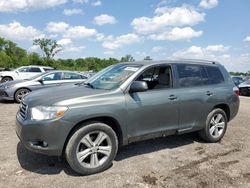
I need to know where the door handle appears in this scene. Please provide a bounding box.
[168,95,177,100]
[206,91,213,96]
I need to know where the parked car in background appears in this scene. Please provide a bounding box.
[238,79,250,96]
[16,59,239,175]
[0,71,87,103]
[231,76,244,87]
[0,68,11,72]
[0,65,54,83]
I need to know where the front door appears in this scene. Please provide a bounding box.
[125,65,179,140]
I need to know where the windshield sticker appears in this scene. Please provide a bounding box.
[124,67,139,72]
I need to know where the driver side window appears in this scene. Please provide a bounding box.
[136,65,172,90]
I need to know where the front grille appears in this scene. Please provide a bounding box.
[19,102,28,120]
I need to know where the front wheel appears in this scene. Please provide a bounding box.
[1,76,13,83]
[199,109,227,142]
[65,122,118,175]
[14,88,30,103]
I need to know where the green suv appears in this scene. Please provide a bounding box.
[16,60,240,175]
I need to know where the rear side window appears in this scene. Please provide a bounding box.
[63,72,82,80]
[29,67,42,72]
[205,66,224,84]
[177,64,208,87]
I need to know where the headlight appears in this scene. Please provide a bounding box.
[31,106,68,120]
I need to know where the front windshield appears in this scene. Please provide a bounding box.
[87,64,142,90]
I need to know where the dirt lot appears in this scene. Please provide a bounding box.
[0,97,250,188]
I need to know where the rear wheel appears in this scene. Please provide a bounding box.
[65,122,118,175]
[1,76,13,83]
[14,88,30,103]
[199,108,227,142]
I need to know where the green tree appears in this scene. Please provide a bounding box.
[120,54,135,62]
[33,38,62,64]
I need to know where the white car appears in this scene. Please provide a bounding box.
[0,66,54,83]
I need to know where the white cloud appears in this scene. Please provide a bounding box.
[63,8,83,16]
[131,6,205,34]
[63,45,85,52]
[199,0,218,9]
[72,0,88,3]
[206,44,229,52]
[243,36,250,42]
[46,22,101,40]
[0,21,43,41]
[149,27,203,41]
[102,33,141,50]
[172,44,229,59]
[152,46,164,52]
[91,0,101,6]
[93,14,117,26]
[0,0,68,12]
[57,38,72,46]
[46,22,69,33]
[64,26,97,38]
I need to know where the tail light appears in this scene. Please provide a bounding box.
[233,86,240,96]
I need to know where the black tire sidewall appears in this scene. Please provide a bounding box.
[203,109,228,142]
[14,89,30,103]
[65,122,118,175]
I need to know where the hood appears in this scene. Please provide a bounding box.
[23,84,112,107]
[0,80,25,88]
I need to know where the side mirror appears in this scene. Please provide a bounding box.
[130,81,148,93]
[37,79,44,84]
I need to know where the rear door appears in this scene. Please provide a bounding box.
[174,64,213,131]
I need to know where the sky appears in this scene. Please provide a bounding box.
[0,0,250,72]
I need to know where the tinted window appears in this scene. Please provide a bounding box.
[177,64,208,87]
[42,72,62,81]
[63,72,82,80]
[205,66,224,84]
[44,68,54,72]
[136,66,172,90]
[18,67,30,72]
[29,67,42,72]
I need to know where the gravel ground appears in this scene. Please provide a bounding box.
[0,97,250,188]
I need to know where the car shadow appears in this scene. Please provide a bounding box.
[16,133,203,176]
[115,132,202,161]
[0,99,15,104]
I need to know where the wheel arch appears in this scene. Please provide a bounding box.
[62,116,124,155]
[213,103,230,121]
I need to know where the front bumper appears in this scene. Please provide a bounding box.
[16,113,74,156]
[0,88,14,101]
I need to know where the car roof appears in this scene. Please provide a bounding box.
[119,59,220,66]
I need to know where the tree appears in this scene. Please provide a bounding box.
[33,38,62,64]
[120,54,135,62]
[144,56,152,61]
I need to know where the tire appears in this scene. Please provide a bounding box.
[65,122,118,175]
[199,108,227,143]
[1,76,13,83]
[14,88,31,103]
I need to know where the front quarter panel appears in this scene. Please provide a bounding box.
[58,90,128,145]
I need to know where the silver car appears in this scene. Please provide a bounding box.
[0,70,87,103]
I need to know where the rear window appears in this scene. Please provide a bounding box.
[29,67,42,72]
[177,64,208,87]
[205,66,224,84]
